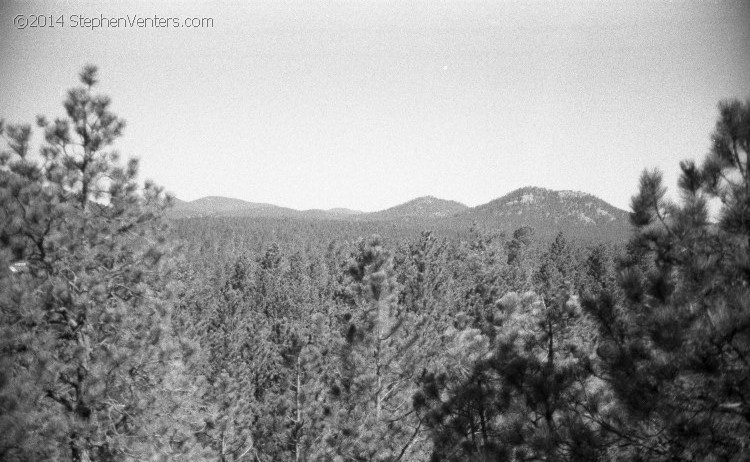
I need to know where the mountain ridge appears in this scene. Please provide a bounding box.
[169,188,627,218]
[453,186,630,241]
[167,187,632,242]
[361,196,469,220]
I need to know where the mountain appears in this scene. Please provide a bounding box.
[168,196,363,220]
[455,186,630,241]
[169,195,467,221]
[168,196,291,218]
[362,196,469,221]
[166,188,632,243]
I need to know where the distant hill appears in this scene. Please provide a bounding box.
[327,208,363,216]
[168,196,291,218]
[168,196,362,220]
[167,188,632,243]
[361,196,469,221]
[454,186,630,241]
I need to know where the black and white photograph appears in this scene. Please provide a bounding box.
[1,1,748,460]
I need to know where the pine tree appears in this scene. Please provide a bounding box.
[0,66,210,460]
[322,236,424,461]
[581,243,616,296]
[191,244,340,461]
[420,290,609,461]
[506,226,537,291]
[451,226,511,338]
[534,232,580,304]
[586,98,750,459]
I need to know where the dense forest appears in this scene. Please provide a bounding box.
[1,68,749,461]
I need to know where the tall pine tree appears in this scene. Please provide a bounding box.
[586,98,750,459]
[321,236,425,461]
[0,66,210,461]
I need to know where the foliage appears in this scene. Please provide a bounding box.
[418,286,610,461]
[0,66,211,461]
[585,98,750,460]
[319,236,426,461]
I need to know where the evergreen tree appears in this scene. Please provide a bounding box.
[450,226,511,338]
[534,232,580,304]
[0,66,211,460]
[419,291,609,461]
[506,226,537,291]
[190,244,340,461]
[322,236,424,461]
[581,243,616,296]
[586,98,750,459]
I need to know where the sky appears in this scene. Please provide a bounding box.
[1,0,748,212]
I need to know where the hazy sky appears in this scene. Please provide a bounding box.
[1,1,748,211]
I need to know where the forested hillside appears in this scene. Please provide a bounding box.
[170,188,630,245]
[361,196,469,220]
[169,196,304,219]
[2,68,749,461]
[456,186,631,241]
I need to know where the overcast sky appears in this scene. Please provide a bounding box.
[1,0,748,211]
